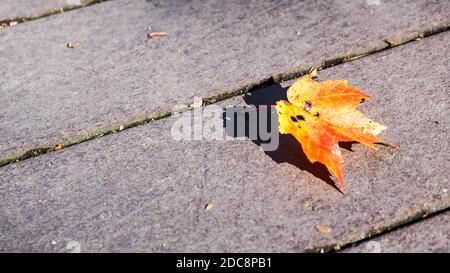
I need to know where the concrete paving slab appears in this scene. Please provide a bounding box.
[0,0,69,20]
[343,211,450,253]
[0,0,105,26]
[1,0,449,164]
[0,32,448,252]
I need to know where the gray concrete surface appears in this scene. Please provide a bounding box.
[0,0,102,22]
[0,31,448,252]
[343,211,450,253]
[1,0,449,160]
[0,0,69,20]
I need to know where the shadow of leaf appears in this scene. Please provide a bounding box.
[222,84,340,191]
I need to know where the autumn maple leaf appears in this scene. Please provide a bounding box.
[275,70,387,193]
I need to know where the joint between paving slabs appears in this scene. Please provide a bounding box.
[0,22,449,168]
[306,202,450,253]
[0,0,110,29]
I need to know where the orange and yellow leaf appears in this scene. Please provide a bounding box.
[275,70,387,193]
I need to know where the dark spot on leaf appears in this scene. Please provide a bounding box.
[361,98,366,103]
[296,115,305,121]
[314,112,320,117]
[290,116,298,122]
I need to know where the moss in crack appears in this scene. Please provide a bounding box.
[0,109,173,167]
[0,0,110,29]
[385,22,450,47]
[321,41,389,68]
[203,76,278,105]
[202,68,314,105]
[273,66,312,83]
[305,202,450,253]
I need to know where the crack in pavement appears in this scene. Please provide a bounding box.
[0,0,110,29]
[330,204,450,253]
